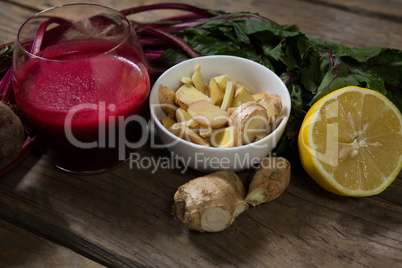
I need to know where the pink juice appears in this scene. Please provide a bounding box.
[13,40,150,172]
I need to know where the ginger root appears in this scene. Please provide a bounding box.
[158,85,176,119]
[205,78,224,105]
[187,100,229,128]
[245,157,291,206]
[229,102,269,145]
[160,116,176,129]
[172,170,248,232]
[175,108,199,128]
[252,93,269,102]
[257,94,283,123]
[175,83,213,110]
[220,79,235,111]
[158,64,284,148]
[191,64,205,93]
[168,123,210,147]
[232,85,254,107]
[209,126,240,148]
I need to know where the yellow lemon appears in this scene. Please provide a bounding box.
[298,86,402,196]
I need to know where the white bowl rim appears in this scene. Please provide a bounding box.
[149,55,291,152]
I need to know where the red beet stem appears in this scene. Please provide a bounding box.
[31,17,72,55]
[121,3,212,18]
[137,26,200,58]
[0,3,213,176]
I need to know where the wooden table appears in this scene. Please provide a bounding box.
[1,0,401,267]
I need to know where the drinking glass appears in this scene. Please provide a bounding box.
[12,4,150,173]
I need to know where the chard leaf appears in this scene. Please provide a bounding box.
[183,35,257,59]
[0,44,13,74]
[288,84,304,114]
[156,11,402,162]
[0,45,13,65]
[311,52,386,104]
[311,39,402,110]
[311,40,384,62]
[154,48,189,68]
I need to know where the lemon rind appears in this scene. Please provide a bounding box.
[299,86,402,197]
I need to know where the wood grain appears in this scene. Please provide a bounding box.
[1,145,401,267]
[311,0,402,21]
[3,0,402,49]
[0,218,103,268]
[0,1,35,44]
[0,0,401,267]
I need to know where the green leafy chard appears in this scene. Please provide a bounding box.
[156,12,402,161]
[0,44,14,75]
[311,40,402,109]
[1,5,401,170]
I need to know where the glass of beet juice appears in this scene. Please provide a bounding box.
[12,4,150,173]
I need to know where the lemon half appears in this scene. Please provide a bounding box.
[298,86,402,196]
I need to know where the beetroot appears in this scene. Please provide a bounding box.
[0,101,24,170]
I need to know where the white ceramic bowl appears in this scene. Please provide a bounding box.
[149,55,291,172]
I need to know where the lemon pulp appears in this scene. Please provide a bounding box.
[298,86,402,196]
